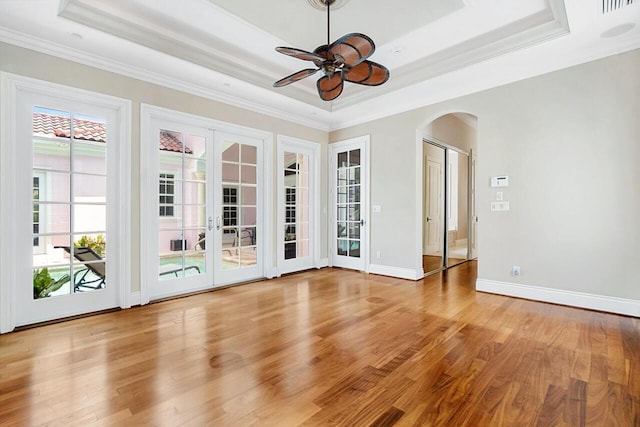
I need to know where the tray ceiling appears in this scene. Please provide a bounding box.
[0,0,638,130]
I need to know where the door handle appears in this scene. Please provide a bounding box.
[360,219,365,226]
[208,216,214,231]
[426,217,432,222]
[216,216,221,230]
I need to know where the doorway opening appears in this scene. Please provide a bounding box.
[422,113,477,276]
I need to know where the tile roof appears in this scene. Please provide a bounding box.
[159,130,193,154]
[32,112,192,153]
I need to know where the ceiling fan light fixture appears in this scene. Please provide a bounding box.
[274,0,389,101]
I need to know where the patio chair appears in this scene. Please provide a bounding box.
[159,263,201,277]
[54,246,106,291]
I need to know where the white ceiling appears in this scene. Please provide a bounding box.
[0,0,638,130]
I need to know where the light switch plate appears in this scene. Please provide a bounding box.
[491,201,510,211]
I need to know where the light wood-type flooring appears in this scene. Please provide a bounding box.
[1,261,639,425]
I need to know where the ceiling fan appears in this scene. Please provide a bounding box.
[273,0,390,101]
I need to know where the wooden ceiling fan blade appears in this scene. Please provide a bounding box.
[275,46,325,62]
[344,61,390,86]
[317,73,344,101]
[328,33,375,66]
[273,69,319,87]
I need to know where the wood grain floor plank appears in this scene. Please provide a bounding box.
[1,261,639,426]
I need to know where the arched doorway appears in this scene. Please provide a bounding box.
[419,112,478,276]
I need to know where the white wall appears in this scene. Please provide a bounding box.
[332,48,640,312]
[0,42,329,294]
[1,40,639,315]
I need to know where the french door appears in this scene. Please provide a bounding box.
[1,75,130,330]
[141,106,266,301]
[213,132,263,285]
[277,137,320,275]
[330,136,369,271]
[146,118,214,300]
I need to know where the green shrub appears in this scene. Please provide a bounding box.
[33,268,70,299]
[74,234,106,256]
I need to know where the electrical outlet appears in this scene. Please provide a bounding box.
[511,266,521,276]
[376,250,381,259]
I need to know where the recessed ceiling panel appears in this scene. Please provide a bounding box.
[208,0,466,48]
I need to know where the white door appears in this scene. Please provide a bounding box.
[213,132,263,285]
[330,136,369,271]
[277,137,320,274]
[147,119,214,300]
[4,84,128,328]
[425,158,443,255]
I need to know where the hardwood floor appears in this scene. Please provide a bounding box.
[1,261,639,426]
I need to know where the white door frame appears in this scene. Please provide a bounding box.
[276,135,321,275]
[329,135,370,272]
[0,73,131,333]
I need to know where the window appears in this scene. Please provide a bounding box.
[159,173,175,217]
[222,186,238,233]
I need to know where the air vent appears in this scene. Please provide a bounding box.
[603,0,635,14]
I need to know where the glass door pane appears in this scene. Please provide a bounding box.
[336,149,361,258]
[32,107,108,298]
[283,152,310,260]
[215,133,262,284]
[220,142,257,271]
[154,128,209,298]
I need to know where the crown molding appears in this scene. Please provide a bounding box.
[0,28,330,131]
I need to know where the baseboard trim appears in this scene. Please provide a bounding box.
[369,264,423,281]
[476,279,640,317]
[317,258,329,269]
[128,291,142,307]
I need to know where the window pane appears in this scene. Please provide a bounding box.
[285,242,296,260]
[222,142,239,162]
[337,222,347,238]
[349,223,361,239]
[349,241,361,258]
[73,145,106,175]
[242,206,256,226]
[73,204,106,233]
[241,165,256,184]
[242,145,257,165]
[241,227,256,247]
[240,247,257,266]
[337,152,348,168]
[349,149,361,166]
[337,240,348,256]
[73,174,106,202]
[33,171,70,203]
[349,205,360,221]
[348,186,360,203]
[222,163,240,183]
[242,186,256,205]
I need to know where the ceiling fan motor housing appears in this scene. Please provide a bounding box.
[307,0,350,11]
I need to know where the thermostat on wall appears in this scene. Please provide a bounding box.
[491,176,509,187]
